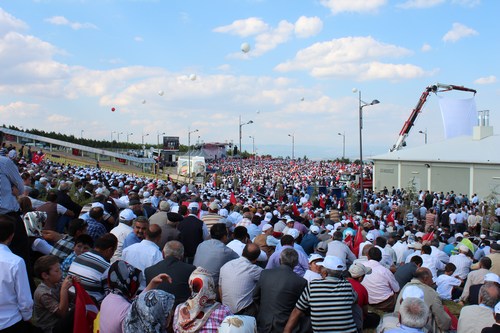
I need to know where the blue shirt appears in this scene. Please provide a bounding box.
[122,232,141,250]
[266,245,308,277]
[300,233,319,255]
[0,156,24,214]
[85,218,107,242]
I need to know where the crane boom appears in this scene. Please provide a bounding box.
[390,83,477,152]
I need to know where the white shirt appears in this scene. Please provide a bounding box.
[431,246,450,265]
[226,239,267,262]
[122,239,163,290]
[449,253,473,279]
[110,223,133,263]
[421,253,445,278]
[434,274,461,300]
[392,241,408,265]
[0,244,33,329]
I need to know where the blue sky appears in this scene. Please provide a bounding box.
[0,0,498,160]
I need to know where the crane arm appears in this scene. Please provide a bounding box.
[390,83,477,152]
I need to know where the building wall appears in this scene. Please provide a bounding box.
[374,160,500,198]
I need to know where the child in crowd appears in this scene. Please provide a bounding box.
[60,234,94,278]
[33,255,75,333]
[303,253,324,283]
[434,263,462,300]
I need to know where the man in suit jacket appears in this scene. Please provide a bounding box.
[178,202,207,263]
[254,248,307,333]
[144,240,196,306]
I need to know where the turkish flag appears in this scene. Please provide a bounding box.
[230,192,237,205]
[73,281,98,333]
[352,229,364,258]
[386,210,395,223]
[292,203,300,217]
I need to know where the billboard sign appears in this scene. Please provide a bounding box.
[163,136,179,151]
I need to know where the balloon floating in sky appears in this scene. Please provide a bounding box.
[241,42,251,53]
[189,74,197,81]
[300,97,305,101]
[158,90,164,96]
[111,107,116,112]
[142,99,146,104]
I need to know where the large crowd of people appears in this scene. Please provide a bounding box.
[2,130,500,333]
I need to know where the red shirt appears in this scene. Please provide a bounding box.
[348,277,369,308]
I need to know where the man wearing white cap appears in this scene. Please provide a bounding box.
[358,233,375,258]
[110,208,136,263]
[300,225,320,255]
[303,254,323,283]
[284,255,357,333]
[253,224,275,258]
[450,243,473,279]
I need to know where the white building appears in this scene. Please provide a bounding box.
[372,122,500,199]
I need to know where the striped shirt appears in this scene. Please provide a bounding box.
[68,250,109,302]
[202,213,223,230]
[296,276,357,332]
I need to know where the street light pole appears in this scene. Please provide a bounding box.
[188,129,199,181]
[249,135,255,156]
[117,132,124,142]
[111,131,116,141]
[418,129,428,144]
[127,132,133,143]
[353,88,380,217]
[142,133,149,145]
[288,134,295,160]
[80,130,84,139]
[338,132,345,159]
[239,115,253,166]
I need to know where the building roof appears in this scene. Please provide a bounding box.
[373,132,500,164]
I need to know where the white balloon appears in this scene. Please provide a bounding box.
[352,88,358,93]
[241,42,251,53]
[189,74,197,81]
[158,90,164,96]
[142,99,146,104]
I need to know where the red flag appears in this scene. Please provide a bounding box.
[73,281,98,333]
[230,192,237,205]
[319,196,326,209]
[386,210,395,223]
[344,233,353,252]
[352,229,364,258]
[422,231,434,242]
[292,203,300,217]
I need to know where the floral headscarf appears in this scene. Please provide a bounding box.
[176,267,220,333]
[107,260,141,301]
[124,289,175,333]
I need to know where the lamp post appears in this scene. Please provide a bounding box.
[188,129,199,181]
[338,132,345,159]
[418,129,428,144]
[117,132,124,142]
[157,132,165,147]
[239,115,253,165]
[353,88,380,217]
[111,131,116,141]
[126,132,133,143]
[80,130,84,139]
[141,133,149,145]
[249,135,255,155]
[288,133,295,160]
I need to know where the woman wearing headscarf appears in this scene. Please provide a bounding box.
[99,260,172,333]
[173,267,232,333]
[123,289,176,333]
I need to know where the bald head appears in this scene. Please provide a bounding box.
[242,243,261,262]
[146,224,162,242]
[414,267,433,286]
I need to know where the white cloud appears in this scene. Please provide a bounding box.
[0,101,39,120]
[474,75,496,85]
[442,22,478,42]
[0,8,28,36]
[421,43,432,52]
[275,37,431,81]
[252,20,294,56]
[397,0,445,9]
[294,16,323,38]
[47,114,71,124]
[44,16,97,30]
[320,0,387,14]
[213,17,269,37]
